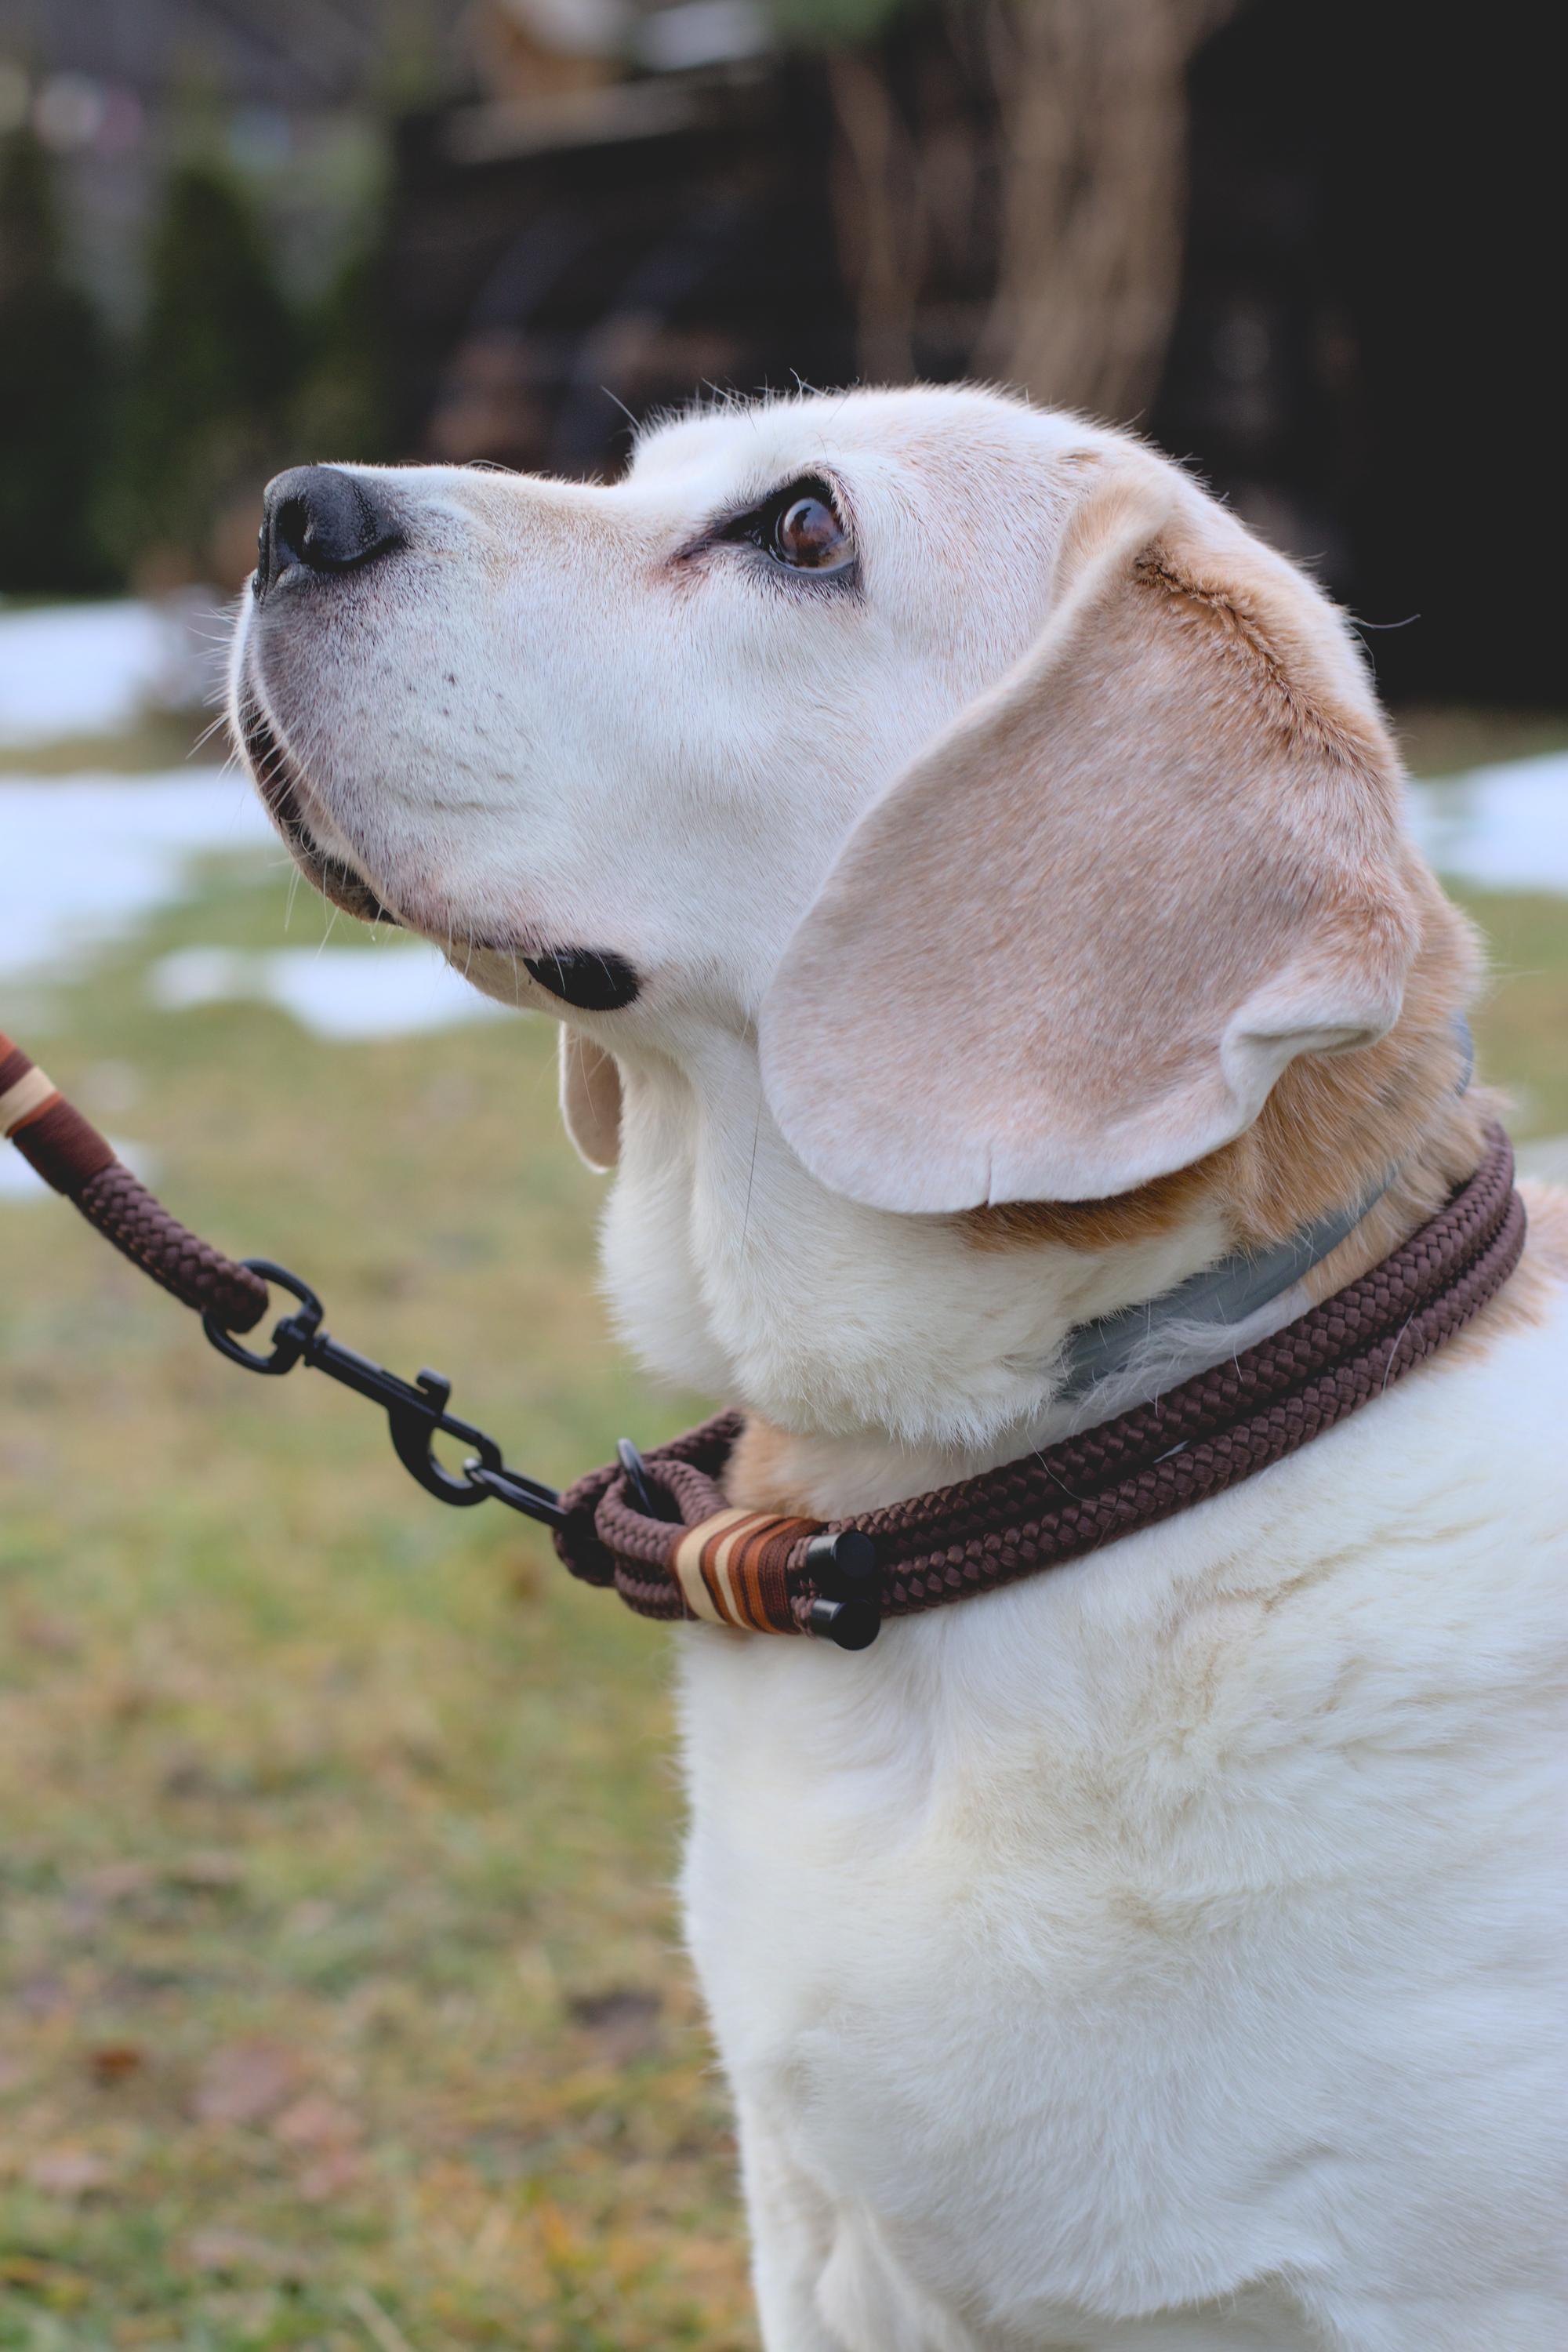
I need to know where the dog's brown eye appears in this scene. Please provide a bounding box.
[713,474,855,580]
[773,492,848,571]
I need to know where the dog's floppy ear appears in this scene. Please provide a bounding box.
[759,468,1422,1213]
[559,1030,621,1171]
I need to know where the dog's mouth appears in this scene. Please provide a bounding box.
[236,690,402,930]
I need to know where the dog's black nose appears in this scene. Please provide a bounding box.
[255,466,400,597]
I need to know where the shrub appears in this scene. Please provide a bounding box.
[0,125,114,593]
[114,158,299,585]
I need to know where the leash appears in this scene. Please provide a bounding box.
[0,1032,566,1530]
[2,1029,1526,1653]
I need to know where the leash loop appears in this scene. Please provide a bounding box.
[202,1259,321,1374]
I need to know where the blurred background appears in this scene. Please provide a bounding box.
[0,3,1563,2347]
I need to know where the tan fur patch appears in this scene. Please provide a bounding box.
[724,1417,809,1521]
[1131,547,1383,771]
[959,512,1490,1273]
[966,880,1486,1271]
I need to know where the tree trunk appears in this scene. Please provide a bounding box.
[975,0,1236,419]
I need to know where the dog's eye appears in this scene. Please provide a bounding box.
[720,477,854,577]
[771,488,850,572]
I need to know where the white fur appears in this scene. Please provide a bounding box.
[231,388,1567,2350]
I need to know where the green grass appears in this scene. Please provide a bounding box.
[1392,703,1568,779]
[2,770,1566,2349]
[0,710,225,778]
[1451,887,1568,1141]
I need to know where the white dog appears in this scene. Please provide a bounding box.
[231,387,1567,2352]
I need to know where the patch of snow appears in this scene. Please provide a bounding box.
[148,945,515,1040]
[1407,753,1568,895]
[0,770,518,1040]
[0,598,227,746]
[1517,1133,1568,1186]
[0,772,274,979]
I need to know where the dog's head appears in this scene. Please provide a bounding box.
[231,386,1428,1214]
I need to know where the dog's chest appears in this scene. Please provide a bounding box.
[673,1354,1568,2338]
[677,1566,1322,2325]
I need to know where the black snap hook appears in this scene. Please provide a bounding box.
[386,1371,503,1507]
[199,1257,564,1526]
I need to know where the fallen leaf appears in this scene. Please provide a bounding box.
[183,2227,312,2281]
[27,2147,111,2198]
[89,2044,144,2085]
[191,2038,299,2125]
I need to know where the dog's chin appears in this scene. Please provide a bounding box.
[235,695,402,929]
[233,684,643,1011]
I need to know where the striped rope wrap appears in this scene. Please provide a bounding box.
[554,1124,1526,1638]
[0,1032,269,1333]
[671,1508,823,1632]
[588,1448,821,1633]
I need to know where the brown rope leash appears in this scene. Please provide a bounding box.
[2,1025,1526,1653]
[1,1032,269,1331]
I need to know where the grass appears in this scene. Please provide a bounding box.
[1392,703,1568,779]
[1450,887,1568,1141]
[0,710,224,778]
[1,750,1566,2350]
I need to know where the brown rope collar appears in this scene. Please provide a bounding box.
[552,1126,1526,1646]
[0,1025,1526,1654]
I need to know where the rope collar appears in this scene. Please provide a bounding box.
[554,1124,1525,1647]
[1,1028,1525,1654]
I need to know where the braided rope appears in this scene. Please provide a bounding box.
[72,1161,270,1330]
[557,1127,1526,1635]
[1,1031,268,1332]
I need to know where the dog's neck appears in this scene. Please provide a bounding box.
[597,965,1490,1521]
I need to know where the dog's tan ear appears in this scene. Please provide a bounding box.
[759,471,1422,1212]
[559,1030,621,1171]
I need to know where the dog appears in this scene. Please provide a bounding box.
[231,387,1568,2351]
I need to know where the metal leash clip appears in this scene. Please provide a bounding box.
[203,1258,566,1529]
